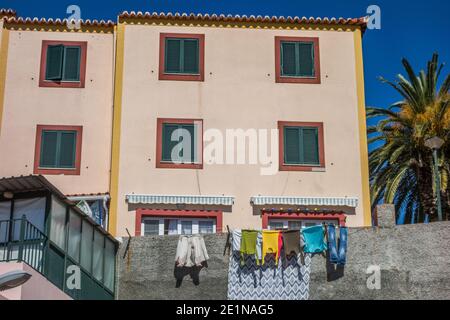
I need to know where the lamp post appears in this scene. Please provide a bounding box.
[0,270,32,292]
[425,136,445,221]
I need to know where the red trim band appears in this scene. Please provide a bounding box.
[159,33,205,82]
[33,125,83,175]
[278,121,325,172]
[39,40,87,88]
[275,36,321,84]
[156,118,204,169]
[262,211,346,228]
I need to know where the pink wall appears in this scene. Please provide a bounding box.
[115,24,367,235]
[0,29,114,195]
[0,262,71,300]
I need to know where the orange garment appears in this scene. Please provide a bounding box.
[262,230,282,265]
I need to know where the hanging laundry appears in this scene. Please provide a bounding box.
[262,230,282,265]
[227,250,311,300]
[240,230,259,265]
[282,230,301,256]
[302,225,327,254]
[256,231,263,261]
[232,229,241,251]
[327,224,348,265]
[175,235,209,267]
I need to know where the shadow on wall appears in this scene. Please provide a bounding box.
[325,251,345,282]
[174,262,208,287]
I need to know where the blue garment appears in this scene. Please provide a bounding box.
[327,224,348,265]
[302,225,326,253]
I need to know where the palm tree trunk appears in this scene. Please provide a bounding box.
[442,190,450,221]
[417,166,436,221]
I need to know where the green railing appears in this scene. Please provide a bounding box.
[0,216,47,274]
[0,216,114,300]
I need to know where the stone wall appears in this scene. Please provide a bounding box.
[117,222,450,300]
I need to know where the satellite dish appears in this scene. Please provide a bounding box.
[0,270,32,291]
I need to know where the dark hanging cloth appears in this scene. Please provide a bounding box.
[282,230,301,256]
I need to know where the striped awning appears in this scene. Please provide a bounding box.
[250,196,358,208]
[126,194,234,206]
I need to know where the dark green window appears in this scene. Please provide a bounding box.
[161,123,197,163]
[280,41,315,77]
[45,45,81,81]
[40,130,77,168]
[283,126,319,165]
[164,38,199,74]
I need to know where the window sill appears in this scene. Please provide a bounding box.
[156,161,203,169]
[39,80,84,88]
[34,167,80,175]
[279,164,325,172]
[276,76,321,84]
[158,72,204,82]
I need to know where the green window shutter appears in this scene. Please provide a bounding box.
[284,127,300,164]
[164,38,199,74]
[281,42,297,76]
[161,123,197,163]
[183,39,199,74]
[298,43,314,77]
[162,124,179,161]
[165,39,181,73]
[58,131,77,168]
[45,45,64,80]
[280,41,315,77]
[62,46,81,81]
[302,128,319,164]
[182,124,196,163]
[40,130,77,168]
[40,131,58,167]
[284,126,320,165]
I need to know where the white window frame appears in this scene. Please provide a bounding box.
[268,218,339,230]
[142,217,216,236]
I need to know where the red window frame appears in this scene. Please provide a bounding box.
[159,33,205,81]
[135,209,223,236]
[262,211,346,228]
[275,36,321,84]
[39,40,87,88]
[278,121,325,172]
[156,118,203,169]
[33,125,83,175]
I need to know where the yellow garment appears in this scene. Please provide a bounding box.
[262,230,281,265]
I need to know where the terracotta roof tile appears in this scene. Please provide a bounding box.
[0,8,16,17]
[2,15,115,28]
[119,10,367,28]
[1,9,366,29]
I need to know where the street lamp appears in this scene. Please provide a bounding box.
[425,136,445,221]
[0,270,32,292]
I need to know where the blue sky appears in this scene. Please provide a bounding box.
[2,0,449,117]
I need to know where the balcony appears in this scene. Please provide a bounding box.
[0,175,118,300]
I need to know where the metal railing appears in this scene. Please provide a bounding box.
[0,216,48,273]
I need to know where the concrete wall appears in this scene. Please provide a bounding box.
[117,221,450,300]
[115,24,368,236]
[0,28,114,195]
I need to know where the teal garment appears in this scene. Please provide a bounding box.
[302,225,327,253]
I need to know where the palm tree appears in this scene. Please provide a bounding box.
[367,53,450,223]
